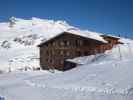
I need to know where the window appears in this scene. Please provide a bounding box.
[48,43,51,47]
[46,50,49,56]
[52,59,54,64]
[60,40,70,46]
[66,51,70,56]
[60,41,65,46]
[64,40,70,46]
[60,60,64,64]
[79,40,83,46]
[66,41,70,46]
[48,59,54,64]
[48,59,52,63]
[60,50,64,55]
[108,40,112,44]
[53,42,56,46]
[76,40,78,46]
[52,51,54,55]
[76,40,83,46]
[46,58,48,62]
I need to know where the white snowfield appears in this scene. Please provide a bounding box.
[0,17,133,100]
[0,44,133,100]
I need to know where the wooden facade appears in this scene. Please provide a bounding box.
[38,32,120,71]
[100,35,121,51]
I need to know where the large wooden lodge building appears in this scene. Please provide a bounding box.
[38,31,121,71]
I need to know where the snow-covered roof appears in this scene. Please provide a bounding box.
[101,34,120,39]
[66,29,107,43]
[38,29,107,46]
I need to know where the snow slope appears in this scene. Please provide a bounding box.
[0,17,106,72]
[0,39,133,100]
[0,44,133,100]
[0,17,74,72]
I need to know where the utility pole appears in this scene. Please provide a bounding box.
[8,60,13,72]
[118,34,122,60]
[118,45,122,60]
[127,43,132,57]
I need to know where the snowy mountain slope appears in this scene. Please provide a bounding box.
[0,17,108,72]
[0,17,75,72]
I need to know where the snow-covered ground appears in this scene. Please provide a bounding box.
[0,41,133,100]
[0,17,133,100]
[0,49,133,100]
